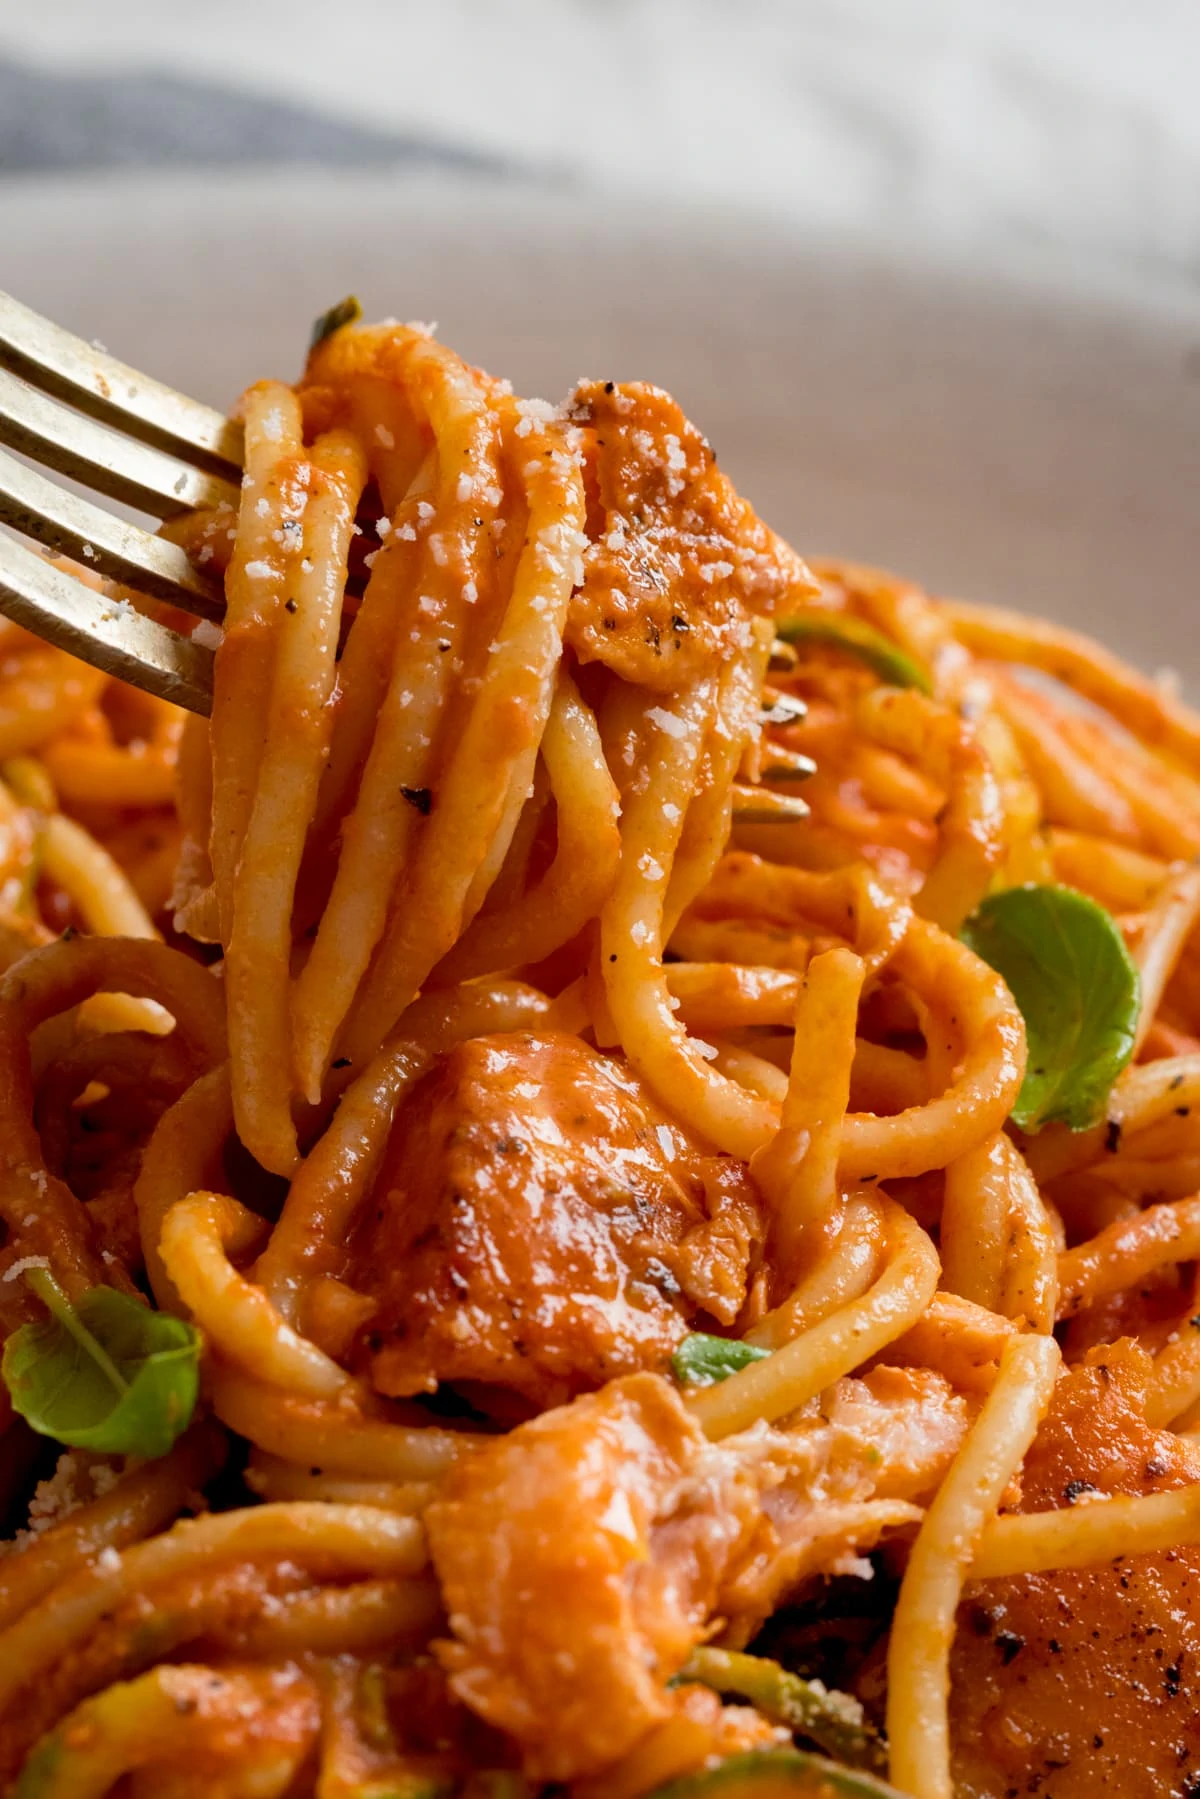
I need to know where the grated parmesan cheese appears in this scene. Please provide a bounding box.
[3,1255,50,1283]
[242,560,272,580]
[646,707,688,740]
[191,619,222,651]
[374,424,396,449]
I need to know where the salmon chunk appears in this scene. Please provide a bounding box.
[350,1031,766,1407]
[952,1341,1200,1798]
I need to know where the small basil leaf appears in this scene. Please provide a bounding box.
[776,614,931,693]
[309,295,363,351]
[672,1332,769,1387]
[2,1270,201,1458]
[961,883,1140,1132]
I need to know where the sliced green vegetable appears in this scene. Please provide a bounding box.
[775,614,931,694]
[680,1648,885,1774]
[1,1269,201,1457]
[309,294,363,351]
[644,1747,906,1798]
[672,1333,770,1387]
[960,883,1140,1132]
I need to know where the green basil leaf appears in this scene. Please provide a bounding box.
[672,1332,769,1387]
[1,1270,201,1458]
[309,295,363,351]
[776,614,931,693]
[680,1648,886,1774]
[961,883,1140,1132]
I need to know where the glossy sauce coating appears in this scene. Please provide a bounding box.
[566,381,813,691]
[350,1031,766,1408]
[952,1342,1200,1798]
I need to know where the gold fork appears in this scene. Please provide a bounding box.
[0,289,239,714]
[0,291,811,817]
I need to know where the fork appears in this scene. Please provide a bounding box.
[0,291,812,818]
[0,289,239,715]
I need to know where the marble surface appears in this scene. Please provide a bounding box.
[1,0,1198,294]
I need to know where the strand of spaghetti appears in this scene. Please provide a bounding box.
[854,685,1004,933]
[1131,862,1200,1053]
[225,429,366,1174]
[11,1665,321,1799]
[133,1062,232,1308]
[943,597,1200,773]
[1047,827,1170,911]
[253,1038,425,1318]
[683,854,913,976]
[710,1039,788,1102]
[942,1133,1058,1330]
[1145,1314,1200,1428]
[1055,1196,1200,1318]
[0,937,225,1295]
[171,713,218,939]
[291,346,501,1097]
[257,978,554,1320]
[837,919,1026,1183]
[886,1331,1060,1799]
[0,1424,224,1634]
[745,1191,885,1350]
[159,1190,352,1399]
[474,759,549,918]
[1052,709,1200,859]
[305,450,435,849]
[0,644,105,760]
[972,1482,1200,1580]
[849,1039,929,1113]
[666,619,772,936]
[432,672,621,983]
[991,672,1140,840]
[245,1452,433,1513]
[210,381,305,940]
[39,715,182,809]
[219,1574,441,1659]
[340,412,588,1067]
[665,963,802,1032]
[749,946,865,1275]
[207,1363,470,1481]
[0,1502,425,1717]
[1025,1052,1200,1184]
[689,1198,940,1439]
[602,679,781,1160]
[39,813,157,939]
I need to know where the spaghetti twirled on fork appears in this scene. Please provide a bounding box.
[3,315,1200,1799]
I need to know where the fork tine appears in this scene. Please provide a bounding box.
[0,446,224,622]
[731,783,810,823]
[0,532,213,716]
[0,368,241,521]
[0,291,243,478]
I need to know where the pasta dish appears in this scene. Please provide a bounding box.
[3,308,1200,1799]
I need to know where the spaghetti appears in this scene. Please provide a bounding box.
[1,314,1200,1798]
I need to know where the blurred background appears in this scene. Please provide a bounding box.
[1,1,1197,672]
[3,0,1199,284]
